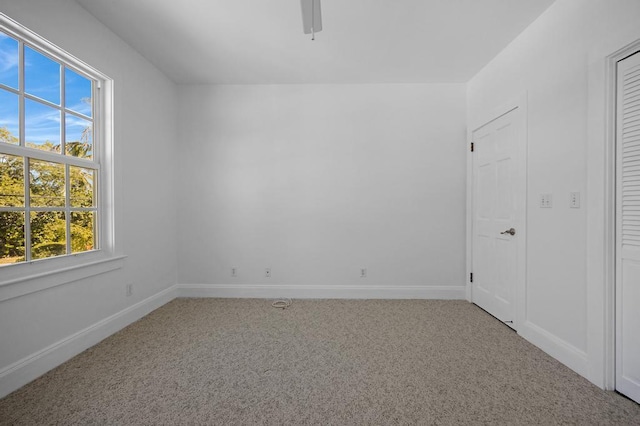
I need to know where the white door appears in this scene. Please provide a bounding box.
[472,107,524,327]
[616,50,640,404]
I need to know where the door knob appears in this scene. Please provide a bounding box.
[500,228,516,236]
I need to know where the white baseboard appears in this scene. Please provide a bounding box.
[0,285,177,399]
[176,284,466,300]
[519,320,589,378]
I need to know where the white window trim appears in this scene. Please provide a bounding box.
[0,13,121,293]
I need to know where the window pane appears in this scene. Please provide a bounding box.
[0,211,25,265]
[0,154,24,207]
[25,98,61,151]
[0,33,19,89]
[24,46,60,105]
[70,167,95,207]
[30,159,65,207]
[65,114,92,159]
[71,211,94,253]
[0,89,19,144]
[30,211,66,260]
[65,68,92,117]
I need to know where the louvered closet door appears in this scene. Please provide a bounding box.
[616,51,640,404]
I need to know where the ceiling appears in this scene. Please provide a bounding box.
[75,0,555,85]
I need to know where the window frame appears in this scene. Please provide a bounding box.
[0,13,119,289]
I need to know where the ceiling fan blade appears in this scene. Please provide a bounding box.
[300,0,322,34]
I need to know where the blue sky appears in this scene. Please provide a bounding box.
[0,33,18,89]
[0,32,93,150]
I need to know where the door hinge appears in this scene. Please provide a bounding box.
[470,142,474,152]
[470,272,473,283]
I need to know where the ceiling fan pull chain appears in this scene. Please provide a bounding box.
[311,0,315,40]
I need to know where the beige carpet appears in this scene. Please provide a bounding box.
[1,298,639,425]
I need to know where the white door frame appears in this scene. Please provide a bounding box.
[586,28,640,390]
[466,93,528,331]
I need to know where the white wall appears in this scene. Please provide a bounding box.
[0,0,177,395]
[467,0,640,385]
[177,84,467,297]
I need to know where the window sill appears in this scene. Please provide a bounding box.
[0,254,126,302]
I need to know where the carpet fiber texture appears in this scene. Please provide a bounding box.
[1,298,639,425]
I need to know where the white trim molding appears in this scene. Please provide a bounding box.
[0,285,177,399]
[587,24,640,390]
[177,284,466,300]
[0,255,126,302]
[520,321,589,378]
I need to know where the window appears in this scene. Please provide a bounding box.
[0,15,112,269]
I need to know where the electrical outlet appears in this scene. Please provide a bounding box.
[360,268,367,278]
[540,193,552,208]
[126,283,133,297]
[231,267,237,277]
[265,268,271,278]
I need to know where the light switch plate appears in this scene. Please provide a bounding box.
[570,192,580,208]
